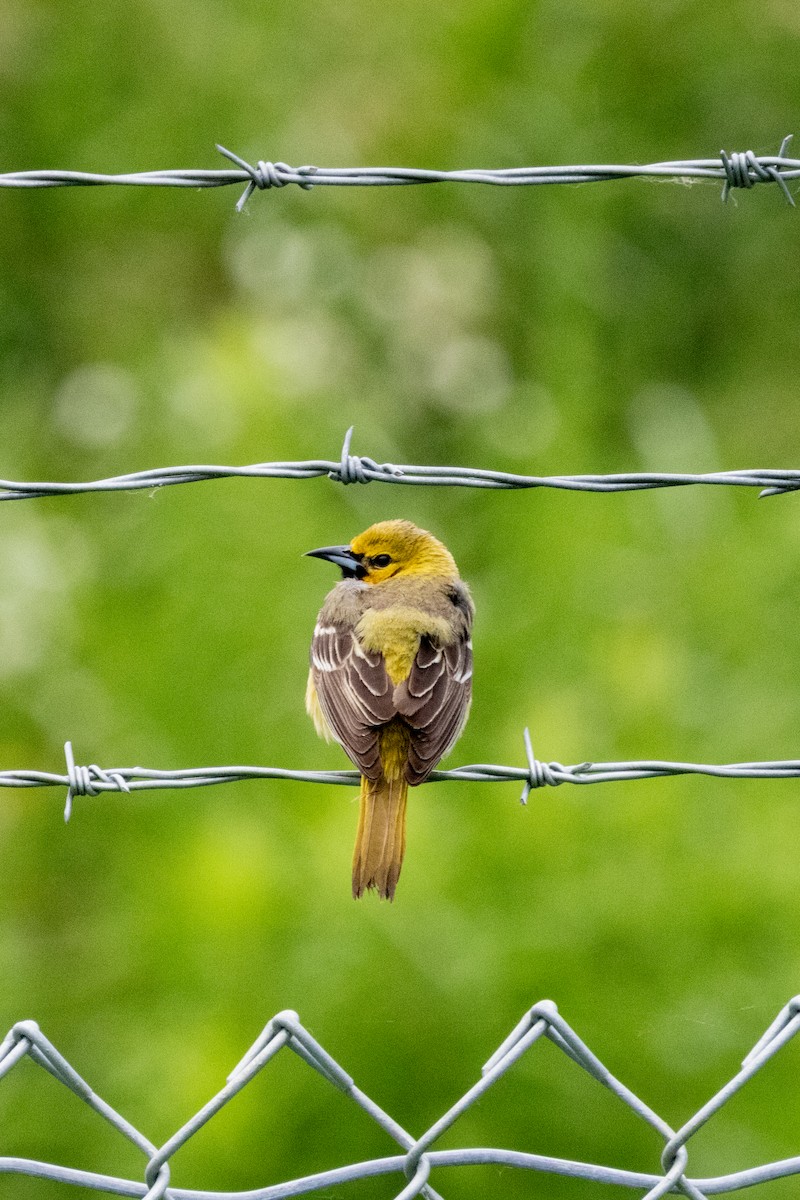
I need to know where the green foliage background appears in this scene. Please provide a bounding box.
[1,1,800,1195]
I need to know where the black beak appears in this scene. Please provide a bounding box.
[305,544,364,579]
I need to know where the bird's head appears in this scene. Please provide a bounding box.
[306,519,458,584]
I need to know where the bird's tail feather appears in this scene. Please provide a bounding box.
[352,772,408,900]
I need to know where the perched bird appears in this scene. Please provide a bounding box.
[306,520,474,900]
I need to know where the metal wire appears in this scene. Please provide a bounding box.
[0,138,796,210]
[2,995,799,1198]
[5,129,797,1200]
[6,732,800,822]
[2,427,800,503]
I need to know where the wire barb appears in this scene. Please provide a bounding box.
[720,136,796,206]
[62,741,130,822]
[520,727,565,803]
[215,145,317,210]
[332,426,405,485]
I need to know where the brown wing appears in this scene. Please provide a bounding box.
[395,633,473,785]
[310,622,396,780]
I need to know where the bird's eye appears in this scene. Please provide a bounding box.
[372,554,392,569]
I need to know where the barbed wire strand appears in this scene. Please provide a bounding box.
[4,732,800,822]
[2,427,800,504]
[0,138,796,211]
[2,995,800,1198]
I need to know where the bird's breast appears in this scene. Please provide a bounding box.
[356,606,451,685]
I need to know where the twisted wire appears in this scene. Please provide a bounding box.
[1,138,796,210]
[2,428,800,503]
[3,732,800,819]
[2,996,800,1197]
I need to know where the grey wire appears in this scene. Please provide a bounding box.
[2,427,800,503]
[5,732,800,821]
[0,138,796,210]
[2,131,796,1200]
[2,995,800,1197]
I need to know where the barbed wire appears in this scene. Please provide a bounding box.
[1,138,797,211]
[5,733,800,822]
[2,994,799,1198]
[2,428,800,504]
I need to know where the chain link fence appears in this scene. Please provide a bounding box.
[2,995,799,1199]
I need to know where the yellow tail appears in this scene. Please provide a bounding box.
[352,772,408,900]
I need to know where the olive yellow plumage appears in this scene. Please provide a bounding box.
[306,520,474,899]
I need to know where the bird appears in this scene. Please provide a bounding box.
[305,519,474,900]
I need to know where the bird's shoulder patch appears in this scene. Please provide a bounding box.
[446,581,473,619]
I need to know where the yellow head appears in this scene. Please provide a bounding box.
[351,520,458,583]
[307,519,458,584]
